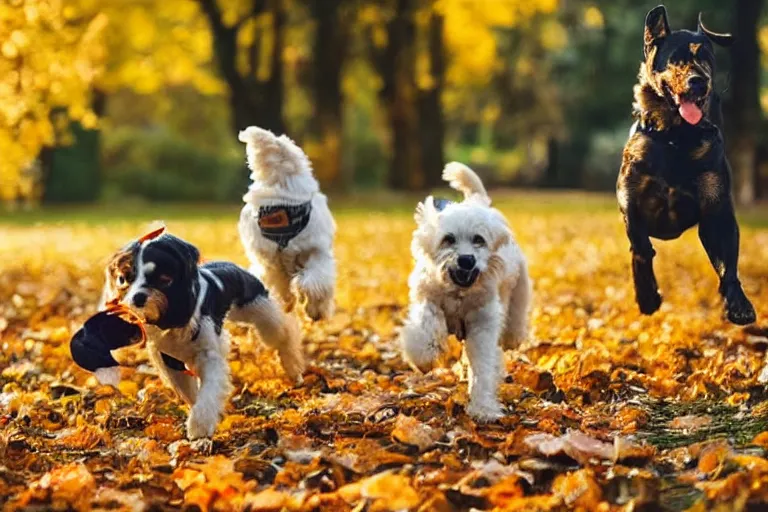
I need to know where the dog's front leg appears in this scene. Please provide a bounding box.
[186,322,232,440]
[698,200,756,325]
[400,301,448,373]
[464,301,505,422]
[623,204,662,315]
[146,342,199,405]
[293,249,335,321]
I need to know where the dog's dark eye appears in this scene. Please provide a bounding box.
[158,275,173,288]
[116,275,127,287]
[472,235,486,247]
[442,234,456,246]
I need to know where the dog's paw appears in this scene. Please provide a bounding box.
[466,400,505,423]
[186,406,219,440]
[278,349,306,384]
[304,298,333,322]
[636,287,662,315]
[724,287,756,325]
[190,438,214,454]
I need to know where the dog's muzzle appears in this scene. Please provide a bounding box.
[449,267,479,287]
[449,255,479,287]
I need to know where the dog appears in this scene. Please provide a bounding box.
[617,5,756,325]
[400,162,532,421]
[238,126,336,321]
[99,227,303,440]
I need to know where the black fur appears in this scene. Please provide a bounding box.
[617,5,755,325]
[72,232,270,377]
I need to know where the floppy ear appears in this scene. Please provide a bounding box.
[414,196,438,226]
[644,5,670,58]
[698,12,734,47]
[162,235,200,279]
[178,239,200,278]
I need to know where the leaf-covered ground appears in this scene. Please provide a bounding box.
[3,193,768,511]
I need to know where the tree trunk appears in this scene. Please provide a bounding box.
[417,8,445,189]
[725,0,763,205]
[198,0,285,136]
[374,0,421,190]
[309,0,349,188]
[42,89,106,204]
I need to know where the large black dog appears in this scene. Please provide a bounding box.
[616,5,756,325]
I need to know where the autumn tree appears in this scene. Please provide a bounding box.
[724,0,764,205]
[196,0,286,136]
[304,0,353,188]
[0,1,107,203]
[368,0,422,190]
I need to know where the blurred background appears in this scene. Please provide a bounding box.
[0,0,765,209]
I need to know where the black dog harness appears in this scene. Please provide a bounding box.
[257,201,312,249]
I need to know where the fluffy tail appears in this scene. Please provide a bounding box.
[442,162,490,205]
[238,125,312,176]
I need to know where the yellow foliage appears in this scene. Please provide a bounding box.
[0,0,107,201]
[583,5,605,29]
[0,0,222,203]
[439,0,560,87]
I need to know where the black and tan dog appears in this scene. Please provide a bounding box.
[617,5,756,325]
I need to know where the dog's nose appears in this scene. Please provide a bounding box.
[457,255,476,270]
[688,75,707,97]
[133,292,148,308]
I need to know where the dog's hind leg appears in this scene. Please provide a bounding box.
[292,249,335,321]
[400,301,449,373]
[698,201,756,325]
[229,296,305,382]
[623,205,662,315]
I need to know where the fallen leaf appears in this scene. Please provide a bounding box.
[391,414,443,452]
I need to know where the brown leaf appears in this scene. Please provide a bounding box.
[391,414,443,452]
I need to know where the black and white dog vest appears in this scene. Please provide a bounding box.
[257,201,312,249]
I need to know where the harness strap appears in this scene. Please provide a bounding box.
[257,200,313,249]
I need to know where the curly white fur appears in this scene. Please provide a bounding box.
[401,162,532,422]
[238,126,337,321]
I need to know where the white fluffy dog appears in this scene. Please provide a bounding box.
[401,162,532,421]
[238,126,336,321]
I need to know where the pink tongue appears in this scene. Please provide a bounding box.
[679,101,702,125]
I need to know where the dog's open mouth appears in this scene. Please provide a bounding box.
[663,83,704,125]
[677,98,703,125]
[449,267,480,288]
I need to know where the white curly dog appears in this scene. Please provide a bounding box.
[238,126,336,321]
[401,162,532,421]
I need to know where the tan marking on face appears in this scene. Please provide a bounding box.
[107,248,136,301]
[657,61,694,98]
[691,140,712,160]
[690,43,702,55]
[697,171,721,208]
[142,290,169,323]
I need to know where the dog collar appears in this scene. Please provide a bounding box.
[257,200,313,249]
[433,198,453,211]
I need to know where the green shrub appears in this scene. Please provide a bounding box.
[102,127,246,202]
